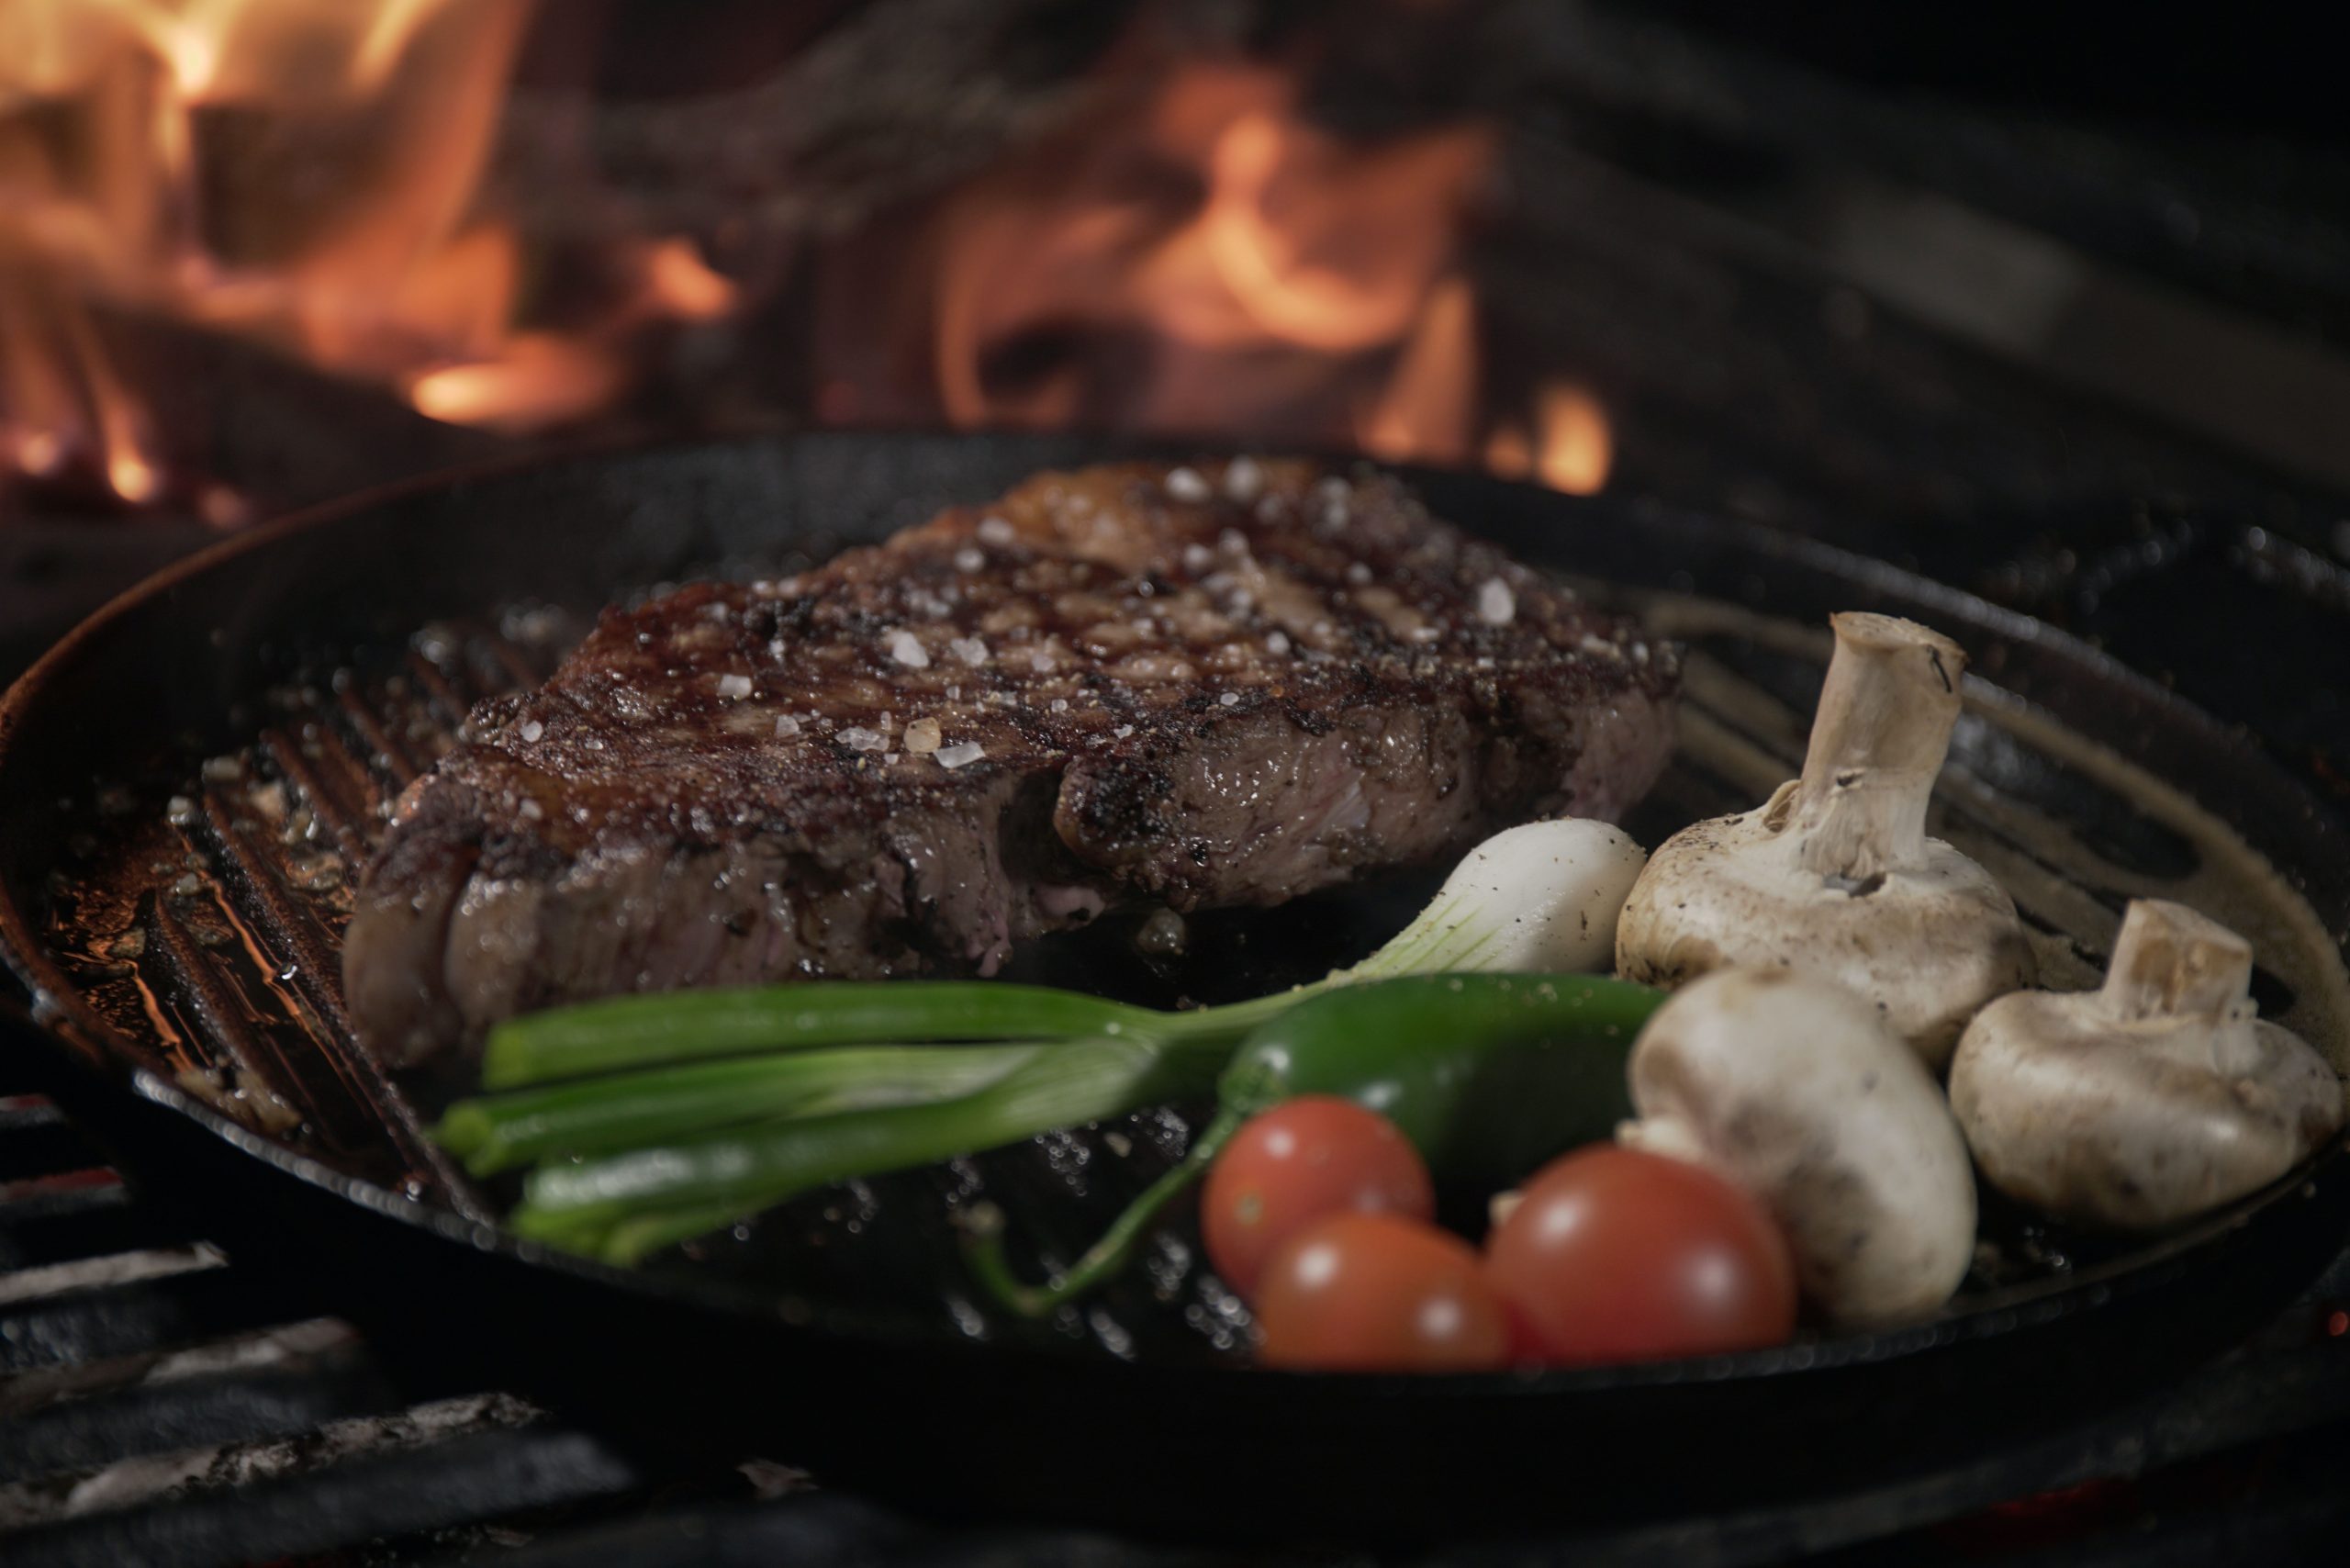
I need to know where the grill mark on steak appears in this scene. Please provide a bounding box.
[344,461,1682,1065]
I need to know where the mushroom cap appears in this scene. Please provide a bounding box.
[1950,989,2344,1232]
[1621,967,1977,1325]
[1615,792,2036,1068]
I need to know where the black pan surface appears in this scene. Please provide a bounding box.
[4,431,2348,1544]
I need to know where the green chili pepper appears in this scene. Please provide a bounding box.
[961,972,1662,1315]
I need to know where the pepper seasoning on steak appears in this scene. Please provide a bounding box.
[345,459,1681,1065]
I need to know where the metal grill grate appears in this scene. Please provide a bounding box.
[0,1082,946,1568]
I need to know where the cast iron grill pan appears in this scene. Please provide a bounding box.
[3,433,2347,1541]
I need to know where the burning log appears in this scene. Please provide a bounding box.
[5,304,501,524]
[490,0,1147,240]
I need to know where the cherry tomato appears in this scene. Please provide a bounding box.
[1484,1145,1796,1366]
[1254,1212,1510,1372]
[1202,1095,1435,1301]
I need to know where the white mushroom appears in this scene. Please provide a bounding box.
[1620,967,1977,1325]
[1949,899,2344,1231]
[1616,612,2033,1068]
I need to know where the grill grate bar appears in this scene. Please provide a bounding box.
[0,1391,543,1532]
[186,792,484,1214]
[0,1319,359,1424]
[0,1100,64,1132]
[0,1246,223,1311]
[335,684,422,788]
[0,1269,320,1375]
[0,1178,136,1238]
[405,649,474,728]
[192,791,351,1036]
[259,729,371,866]
[305,725,396,847]
[1,1423,639,1568]
[0,1185,190,1273]
[143,899,313,1141]
[0,1354,393,1490]
[140,898,269,1082]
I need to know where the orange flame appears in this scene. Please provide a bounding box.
[0,0,742,513]
[843,58,1609,493]
[1359,274,1478,463]
[1485,383,1613,496]
[920,63,1500,451]
[407,334,624,431]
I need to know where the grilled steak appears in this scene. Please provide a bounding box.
[346,460,1681,1065]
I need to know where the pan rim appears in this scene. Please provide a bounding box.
[4,429,2345,1403]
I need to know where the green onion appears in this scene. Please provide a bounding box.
[481,982,1174,1090]
[511,1032,1229,1264]
[437,1043,1042,1176]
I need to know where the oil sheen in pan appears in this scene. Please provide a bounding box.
[28,587,2350,1355]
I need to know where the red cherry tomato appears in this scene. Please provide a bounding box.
[1254,1212,1510,1372]
[1202,1095,1435,1301]
[1485,1145,1797,1366]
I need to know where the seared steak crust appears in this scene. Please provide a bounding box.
[346,460,1680,1064]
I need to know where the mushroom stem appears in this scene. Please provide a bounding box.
[2096,899,2266,1080]
[1617,1112,1707,1166]
[1788,613,1967,884]
[2102,899,2253,1021]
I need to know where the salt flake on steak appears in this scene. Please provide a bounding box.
[1476,578,1516,626]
